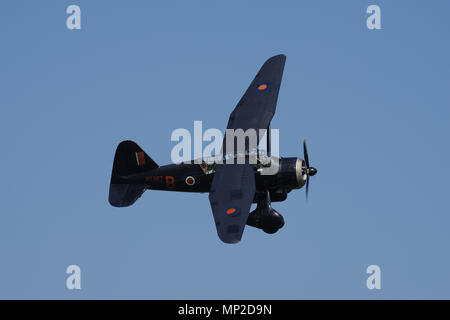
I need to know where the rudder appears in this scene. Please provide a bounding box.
[109,140,158,207]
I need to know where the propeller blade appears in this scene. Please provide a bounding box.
[302,138,310,169]
[302,138,316,201]
[305,175,309,200]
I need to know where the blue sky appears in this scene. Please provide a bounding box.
[1,0,450,299]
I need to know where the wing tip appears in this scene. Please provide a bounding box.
[217,225,245,244]
[219,235,242,244]
[265,54,286,64]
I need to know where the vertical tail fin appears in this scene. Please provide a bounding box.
[109,140,158,207]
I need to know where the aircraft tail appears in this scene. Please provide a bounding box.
[109,140,158,207]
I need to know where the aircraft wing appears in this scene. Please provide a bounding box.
[208,55,286,243]
[208,163,256,243]
[226,54,286,133]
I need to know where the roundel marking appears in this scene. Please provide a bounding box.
[256,83,269,91]
[225,206,240,216]
[185,176,195,186]
[226,208,236,214]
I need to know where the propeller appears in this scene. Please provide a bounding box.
[302,138,317,200]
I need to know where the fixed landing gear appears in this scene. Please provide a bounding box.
[246,189,285,234]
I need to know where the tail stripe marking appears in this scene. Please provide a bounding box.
[135,151,146,166]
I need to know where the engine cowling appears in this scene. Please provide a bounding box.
[274,157,307,190]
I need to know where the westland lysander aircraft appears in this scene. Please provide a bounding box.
[109,54,318,244]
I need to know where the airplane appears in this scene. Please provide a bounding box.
[108,54,318,244]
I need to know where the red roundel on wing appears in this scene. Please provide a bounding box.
[257,84,267,91]
[256,83,269,91]
[225,206,240,216]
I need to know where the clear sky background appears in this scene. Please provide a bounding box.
[1,0,450,299]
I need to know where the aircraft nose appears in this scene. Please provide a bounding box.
[308,167,318,176]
